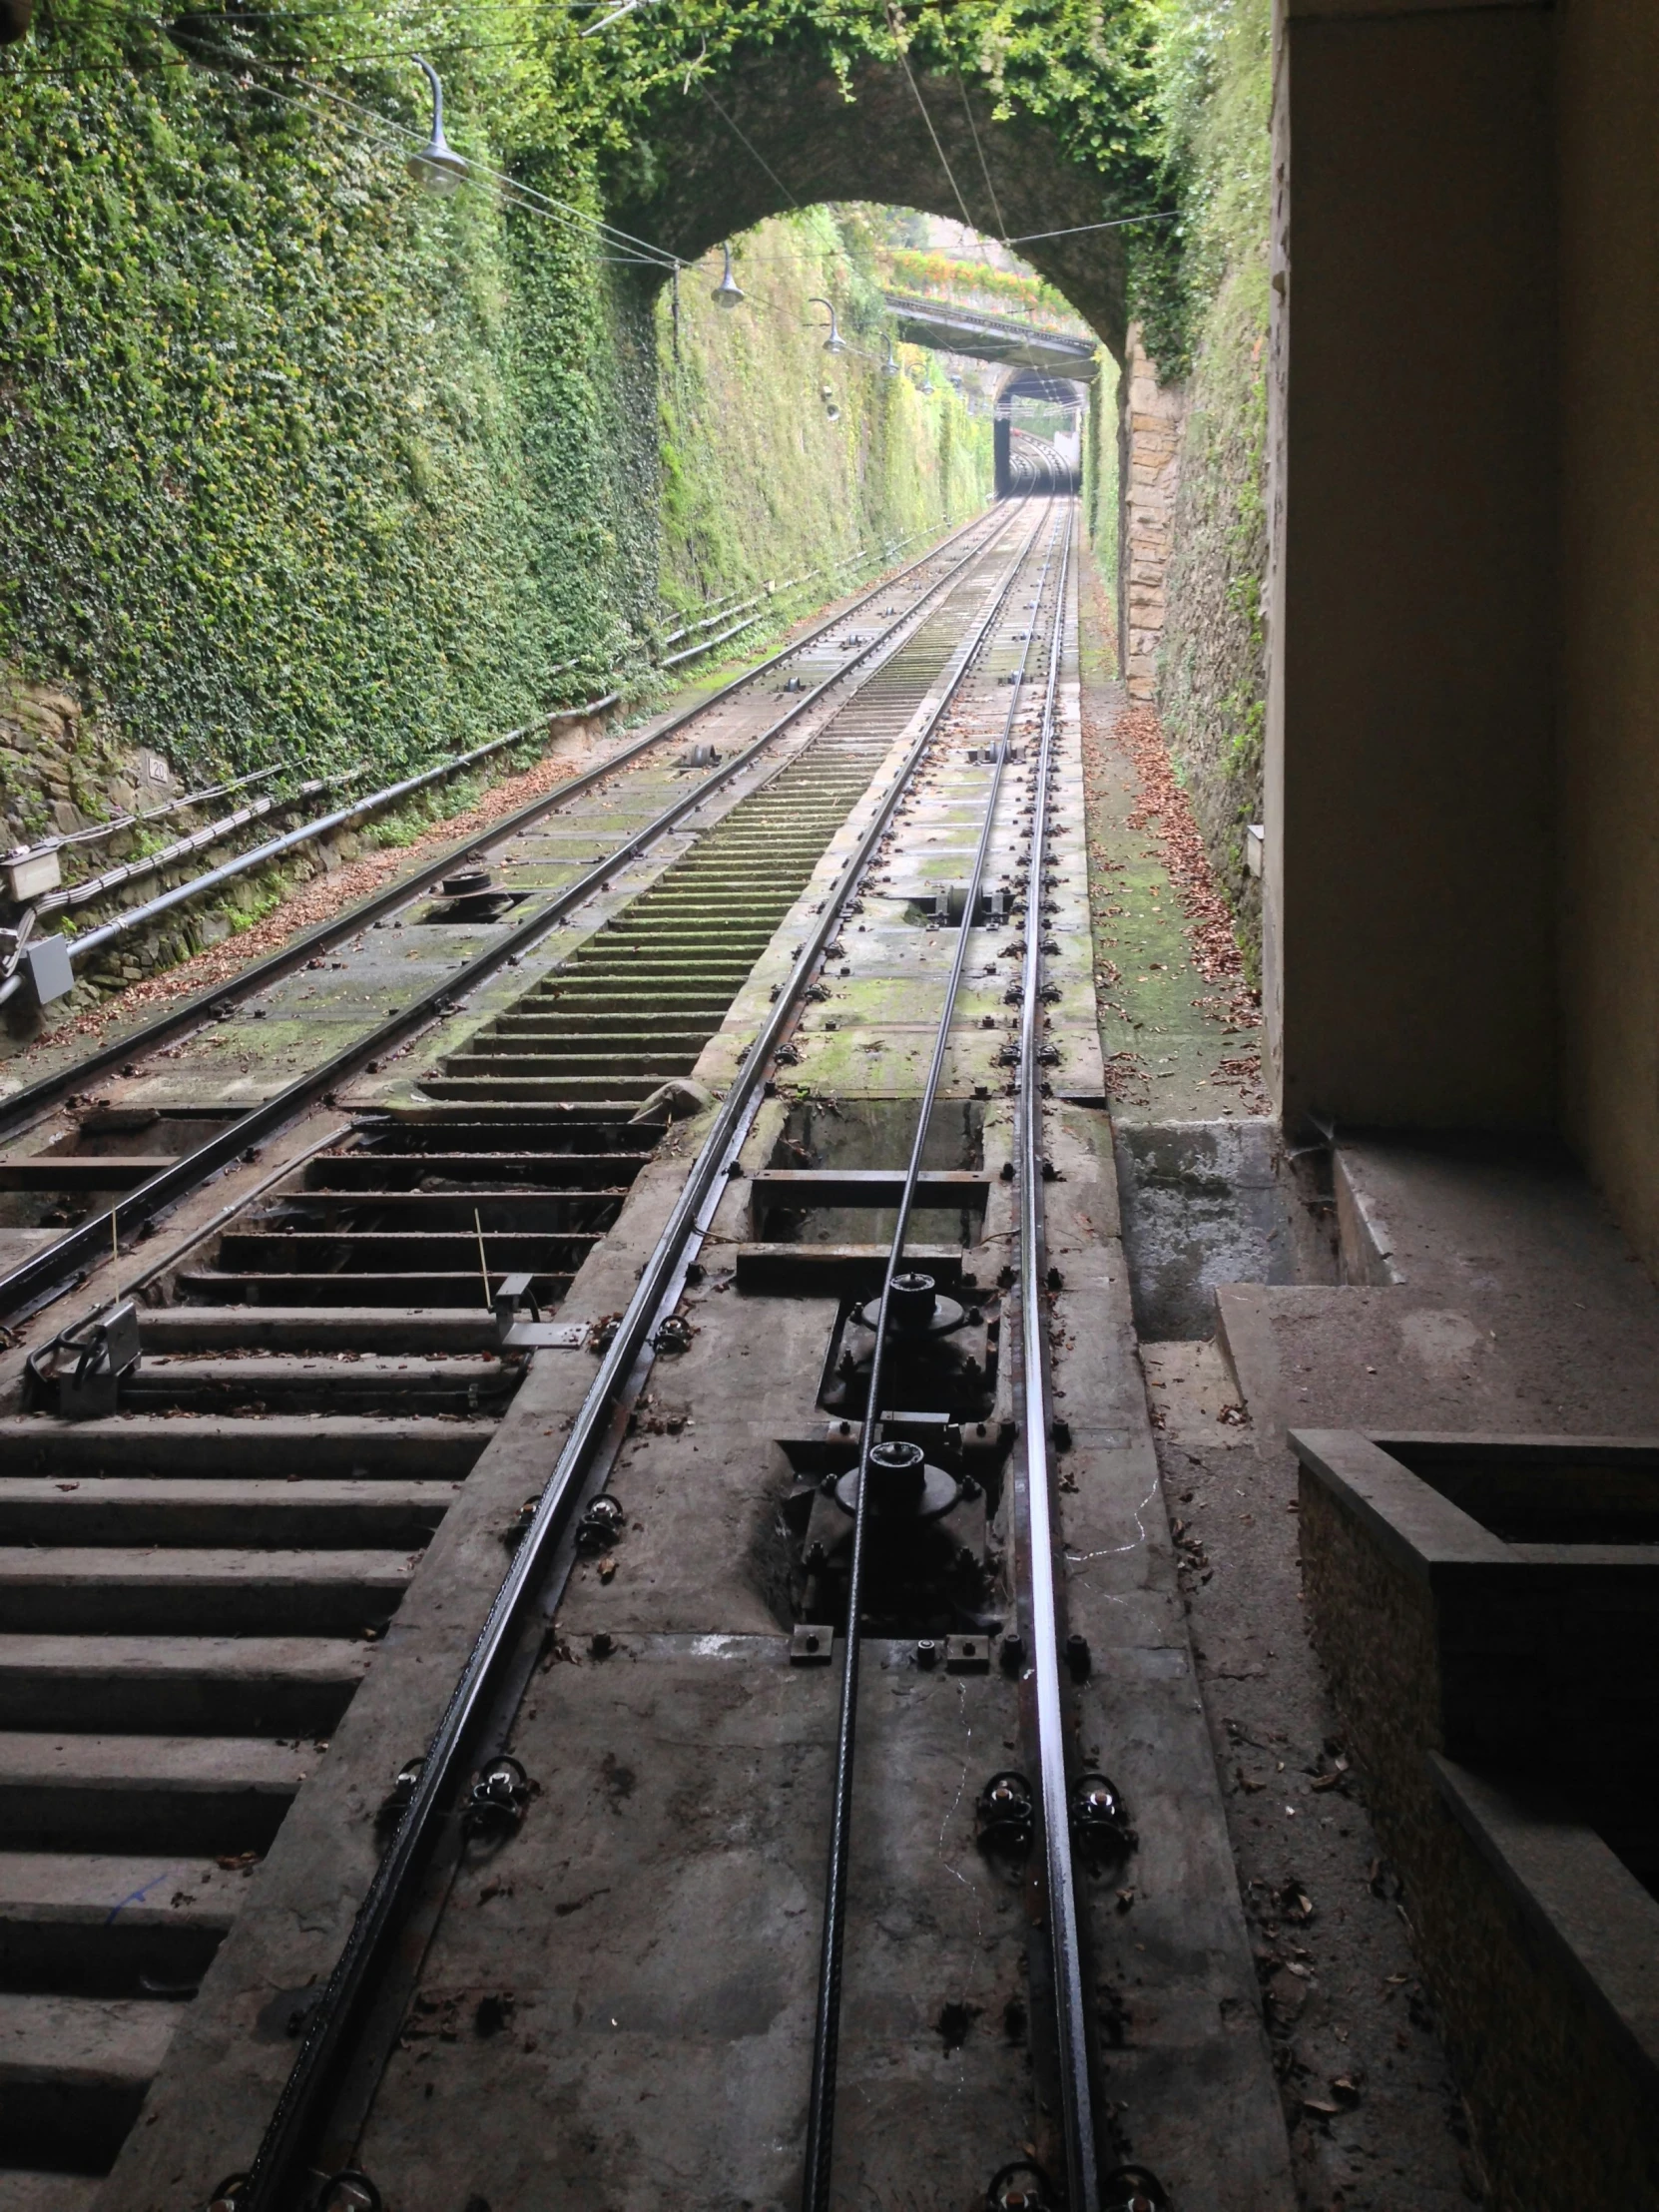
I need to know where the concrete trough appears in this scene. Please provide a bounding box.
[1291,1428,1659,2212]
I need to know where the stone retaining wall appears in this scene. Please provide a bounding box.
[0,669,367,1042]
[1118,325,1187,705]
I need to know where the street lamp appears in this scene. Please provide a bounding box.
[881,337,901,377]
[809,297,847,354]
[407,57,468,195]
[712,243,745,310]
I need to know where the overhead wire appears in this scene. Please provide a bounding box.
[1004,211,1179,243]
[954,64,1008,244]
[700,80,800,211]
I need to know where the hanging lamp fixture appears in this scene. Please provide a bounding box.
[407,57,469,195]
[881,337,901,378]
[712,243,746,310]
[809,297,848,354]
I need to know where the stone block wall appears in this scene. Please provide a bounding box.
[0,666,344,1041]
[0,669,155,848]
[1118,325,1187,704]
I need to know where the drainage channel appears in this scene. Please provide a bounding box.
[0,504,1051,2208]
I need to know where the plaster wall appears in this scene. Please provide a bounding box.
[1265,0,1556,1128]
[1557,2,1659,1277]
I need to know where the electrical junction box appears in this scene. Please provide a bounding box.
[25,933,74,1005]
[3,846,62,903]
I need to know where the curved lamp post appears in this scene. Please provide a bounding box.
[809,297,847,354]
[407,58,469,195]
[712,243,746,310]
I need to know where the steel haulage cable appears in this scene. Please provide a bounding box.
[1010,507,1103,2212]
[800,489,1068,2212]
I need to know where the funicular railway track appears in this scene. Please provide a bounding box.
[0,462,1212,2212]
[0,476,1125,2209]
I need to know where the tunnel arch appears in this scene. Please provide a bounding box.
[598,8,1166,366]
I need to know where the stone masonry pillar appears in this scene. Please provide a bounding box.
[1118,325,1186,703]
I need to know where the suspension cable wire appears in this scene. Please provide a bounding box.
[1011,505,1103,2212]
[267,60,687,267]
[700,81,802,211]
[954,64,1009,244]
[895,43,984,252]
[1003,212,1180,244]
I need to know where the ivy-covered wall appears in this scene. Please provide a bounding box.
[1149,0,1272,966]
[659,208,989,616]
[0,1,990,819]
[1081,350,1120,590]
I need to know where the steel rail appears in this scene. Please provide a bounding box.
[0,504,1011,1154]
[228,497,1053,2212]
[802,486,1070,2212]
[0,502,1034,1329]
[1011,511,1103,2211]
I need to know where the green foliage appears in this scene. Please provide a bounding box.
[1082,356,1119,581]
[883,248,1079,327]
[0,0,665,786]
[661,210,989,610]
[1153,0,1271,958]
[0,0,1176,808]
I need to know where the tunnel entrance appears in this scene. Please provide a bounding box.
[594,10,1164,369]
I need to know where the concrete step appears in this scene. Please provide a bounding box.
[0,1478,458,1549]
[219,1230,598,1267]
[137,1301,506,1354]
[617,900,796,917]
[443,1052,699,1077]
[305,1151,650,1188]
[487,1024,710,1045]
[0,1158,181,1193]
[524,992,730,1015]
[0,1549,414,1636]
[0,1636,372,1735]
[0,1850,239,1995]
[122,1355,515,1413]
[276,1188,626,1212]
[176,1270,575,1307]
[0,1991,180,2171]
[0,1417,489,1479]
[137,1308,508,1352]
[422,1076,662,1102]
[0,1730,307,1854]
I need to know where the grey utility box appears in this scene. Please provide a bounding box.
[25,933,74,1005]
